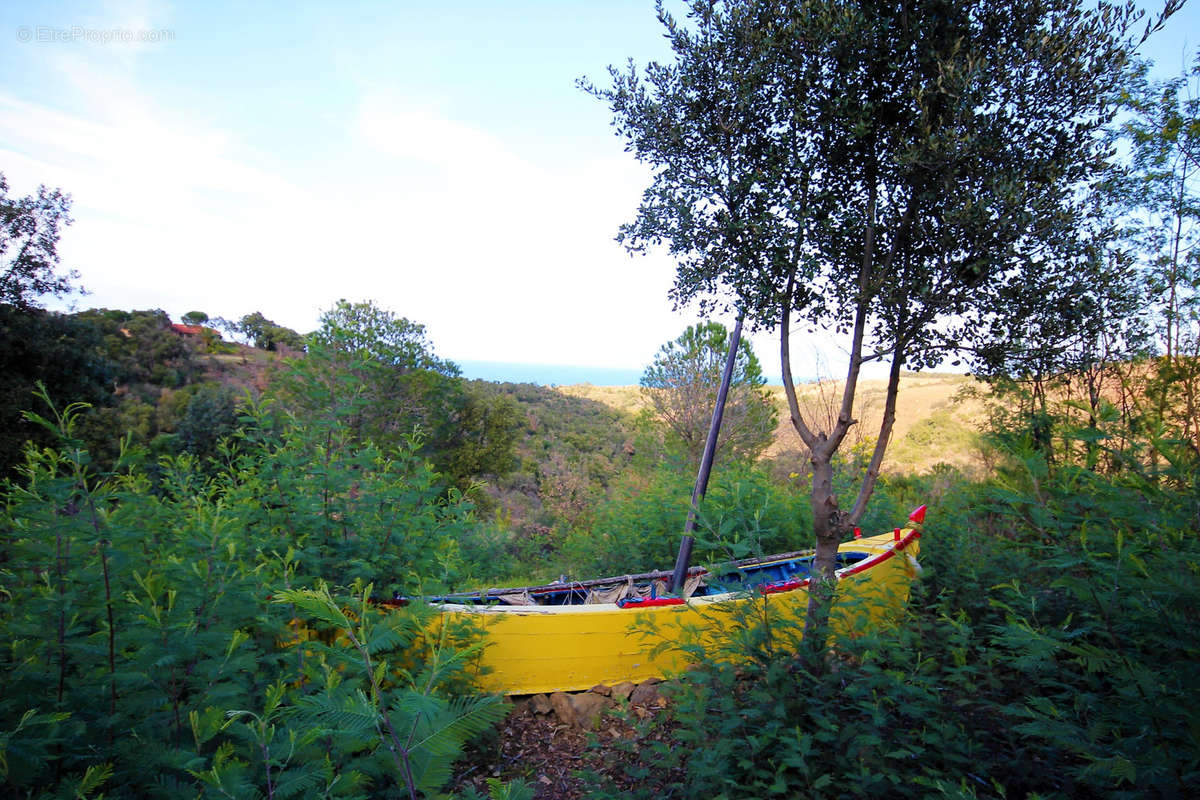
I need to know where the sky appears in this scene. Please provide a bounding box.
[2,1,1197,383]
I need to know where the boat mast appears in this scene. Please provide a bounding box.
[668,313,745,594]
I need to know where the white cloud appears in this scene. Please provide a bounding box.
[346,92,686,367]
[1,7,834,377]
[2,70,688,368]
[358,99,527,177]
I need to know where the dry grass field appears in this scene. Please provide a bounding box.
[560,372,989,476]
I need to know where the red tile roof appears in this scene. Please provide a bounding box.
[170,324,207,336]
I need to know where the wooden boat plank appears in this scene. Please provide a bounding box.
[433,548,821,602]
[435,529,921,695]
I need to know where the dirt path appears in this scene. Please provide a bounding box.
[451,694,679,799]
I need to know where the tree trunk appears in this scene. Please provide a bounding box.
[780,254,873,663]
[802,453,842,661]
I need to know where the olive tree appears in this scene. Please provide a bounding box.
[587,0,1163,642]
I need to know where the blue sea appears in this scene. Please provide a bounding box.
[457,360,645,386]
[457,360,788,387]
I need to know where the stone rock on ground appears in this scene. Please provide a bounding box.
[549,692,577,727]
[528,694,553,715]
[569,692,612,729]
[519,679,667,728]
[609,681,636,701]
[630,681,663,708]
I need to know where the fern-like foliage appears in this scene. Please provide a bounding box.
[274,582,509,799]
[397,692,510,793]
[0,394,495,799]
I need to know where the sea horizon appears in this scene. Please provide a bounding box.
[456,359,790,387]
[456,360,645,387]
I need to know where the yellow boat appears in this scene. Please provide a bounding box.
[426,506,925,695]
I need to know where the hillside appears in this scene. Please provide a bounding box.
[472,381,638,536]
[200,345,292,394]
[560,372,987,476]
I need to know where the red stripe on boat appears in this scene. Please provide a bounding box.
[839,529,921,578]
[759,578,810,595]
[618,596,686,608]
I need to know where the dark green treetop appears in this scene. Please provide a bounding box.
[275,299,517,489]
[309,298,459,375]
[587,0,1160,641]
[236,311,304,351]
[0,173,78,309]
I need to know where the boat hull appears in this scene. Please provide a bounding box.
[434,530,921,695]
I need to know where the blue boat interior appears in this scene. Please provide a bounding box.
[425,551,873,607]
[700,551,871,595]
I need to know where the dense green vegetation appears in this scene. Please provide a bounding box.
[2,2,1198,798]
[0,393,502,798]
[3,358,1196,797]
[585,431,1199,799]
[0,299,521,493]
[0,304,252,480]
[0,306,114,478]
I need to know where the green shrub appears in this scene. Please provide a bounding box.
[0,393,500,798]
[562,460,813,578]
[593,448,1199,798]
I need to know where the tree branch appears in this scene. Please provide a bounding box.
[847,340,906,526]
[781,264,819,450]
[829,180,878,457]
